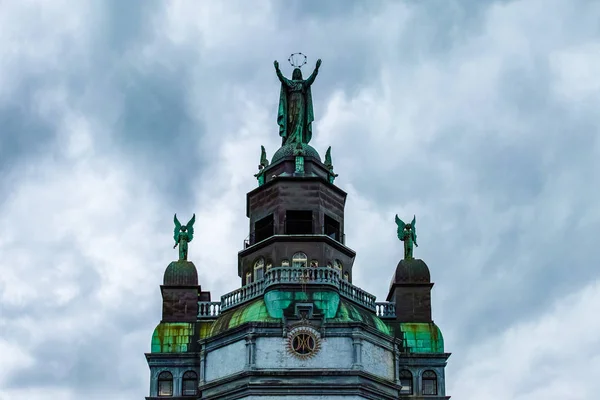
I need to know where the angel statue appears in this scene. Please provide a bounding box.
[395,215,418,260]
[173,214,196,261]
[274,58,321,146]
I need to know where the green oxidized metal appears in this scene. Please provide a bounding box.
[151,322,213,353]
[274,59,321,146]
[330,299,390,335]
[387,322,444,353]
[271,142,321,164]
[210,298,279,336]
[264,290,340,319]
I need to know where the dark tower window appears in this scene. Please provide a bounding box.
[157,371,173,397]
[399,370,413,395]
[254,258,265,280]
[254,214,274,243]
[182,371,198,396]
[324,214,341,242]
[422,370,438,395]
[285,210,313,234]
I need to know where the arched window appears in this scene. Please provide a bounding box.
[281,259,290,267]
[422,370,438,395]
[399,370,413,395]
[245,271,252,285]
[157,371,173,397]
[327,262,333,268]
[266,260,273,271]
[292,252,307,268]
[343,271,349,281]
[254,258,265,280]
[182,371,198,396]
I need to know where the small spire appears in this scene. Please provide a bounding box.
[325,146,338,183]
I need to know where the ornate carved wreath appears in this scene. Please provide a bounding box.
[286,326,321,360]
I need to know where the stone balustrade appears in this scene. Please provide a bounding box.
[375,302,396,318]
[198,301,221,319]
[204,266,390,316]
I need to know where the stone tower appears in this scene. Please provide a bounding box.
[145,58,451,399]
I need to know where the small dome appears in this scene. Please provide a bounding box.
[163,260,198,286]
[392,258,431,284]
[271,143,321,164]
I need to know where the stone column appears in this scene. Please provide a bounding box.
[394,341,401,385]
[245,333,257,369]
[351,329,363,369]
[199,345,206,385]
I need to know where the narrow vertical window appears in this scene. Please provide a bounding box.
[254,257,265,280]
[422,370,438,395]
[182,371,198,396]
[399,370,413,395]
[245,272,252,285]
[158,371,173,397]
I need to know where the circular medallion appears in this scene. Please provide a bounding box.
[286,326,321,359]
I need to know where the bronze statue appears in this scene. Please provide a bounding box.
[274,58,321,146]
[173,214,195,261]
[395,215,418,260]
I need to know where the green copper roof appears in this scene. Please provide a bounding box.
[210,298,279,336]
[264,290,340,319]
[151,321,213,353]
[386,322,444,353]
[329,299,391,335]
[271,143,321,164]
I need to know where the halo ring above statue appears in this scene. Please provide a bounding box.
[288,52,307,68]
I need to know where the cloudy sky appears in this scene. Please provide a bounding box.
[1,0,600,398]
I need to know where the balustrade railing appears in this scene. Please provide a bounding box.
[375,302,396,318]
[264,266,340,288]
[220,279,265,311]
[211,267,390,316]
[197,301,221,319]
[339,278,376,310]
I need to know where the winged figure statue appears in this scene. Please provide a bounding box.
[395,214,418,260]
[173,213,196,261]
[259,145,269,169]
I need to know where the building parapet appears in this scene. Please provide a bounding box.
[199,267,392,318]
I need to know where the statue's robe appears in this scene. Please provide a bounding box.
[277,76,315,146]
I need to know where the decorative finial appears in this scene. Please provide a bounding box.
[274,56,322,146]
[259,145,269,169]
[395,215,418,260]
[324,146,338,183]
[254,146,269,186]
[173,214,196,261]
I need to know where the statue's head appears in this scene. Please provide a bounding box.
[405,224,412,230]
[292,68,303,80]
[181,226,187,232]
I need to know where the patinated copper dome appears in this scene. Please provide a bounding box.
[271,143,321,164]
[391,258,431,284]
[163,260,198,286]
